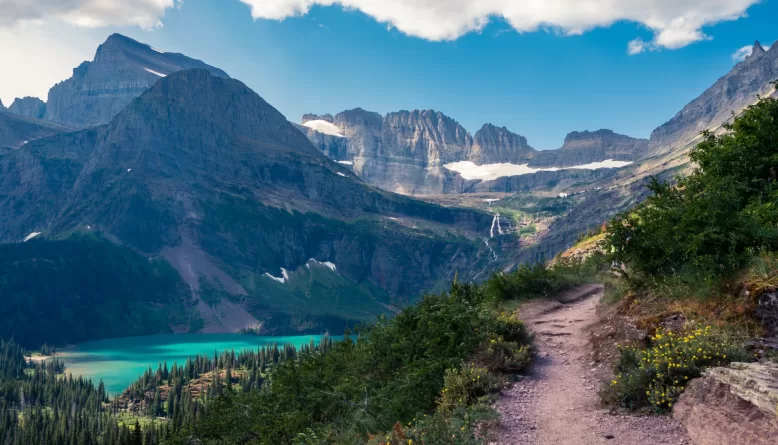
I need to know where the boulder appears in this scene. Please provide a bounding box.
[673,362,778,444]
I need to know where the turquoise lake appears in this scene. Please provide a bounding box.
[57,333,333,395]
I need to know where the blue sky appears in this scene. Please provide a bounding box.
[1,0,776,149]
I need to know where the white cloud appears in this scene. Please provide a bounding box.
[627,38,648,55]
[239,0,758,51]
[0,22,101,106]
[0,0,181,29]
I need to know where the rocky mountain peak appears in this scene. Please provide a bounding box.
[561,129,620,148]
[100,69,319,162]
[471,123,533,164]
[748,40,767,61]
[334,108,383,128]
[44,34,229,128]
[302,113,334,124]
[0,99,4,110]
[8,97,47,120]
[649,37,778,154]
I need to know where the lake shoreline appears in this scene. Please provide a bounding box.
[57,333,336,395]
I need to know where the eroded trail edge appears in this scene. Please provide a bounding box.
[493,285,691,445]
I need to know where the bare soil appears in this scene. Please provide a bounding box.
[492,286,691,445]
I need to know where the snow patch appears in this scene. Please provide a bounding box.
[264,268,289,284]
[307,259,337,272]
[144,68,166,77]
[127,168,132,172]
[443,159,632,181]
[337,160,353,165]
[304,120,345,137]
[568,159,634,170]
[337,172,346,177]
[149,46,164,53]
[21,141,28,145]
[23,232,41,242]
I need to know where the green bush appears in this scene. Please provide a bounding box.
[484,253,608,301]
[475,311,533,372]
[171,281,532,444]
[439,364,501,412]
[607,90,778,281]
[605,326,752,411]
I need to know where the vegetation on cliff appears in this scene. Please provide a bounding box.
[602,87,778,411]
[0,234,200,348]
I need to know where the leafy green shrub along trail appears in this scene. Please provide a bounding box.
[600,87,778,411]
[607,85,778,283]
[605,327,752,411]
[168,281,533,444]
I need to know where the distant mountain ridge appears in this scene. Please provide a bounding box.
[299,110,647,195]
[0,110,70,151]
[8,97,47,120]
[649,41,778,155]
[43,33,229,128]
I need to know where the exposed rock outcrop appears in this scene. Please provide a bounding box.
[530,130,648,167]
[0,110,70,150]
[673,362,778,445]
[299,110,644,195]
[44,33,229,128]
[471,123,534,164]
[302,113,334,123]
[8,97,47,119]
[649,41,778,155]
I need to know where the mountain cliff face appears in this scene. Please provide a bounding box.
[299,110,645,195]
[529,130,649,167]
[0,110,70,150]
[44,34,229,128]
[8,97,47,120]
[649,41,778,155]
[0,69,499,334]
[471,124,534,164]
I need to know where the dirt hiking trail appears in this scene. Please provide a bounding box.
[493,285,691,445]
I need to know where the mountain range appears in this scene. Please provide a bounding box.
[0,67,500,338]
[1,35,776,343]
[296,111,647,195]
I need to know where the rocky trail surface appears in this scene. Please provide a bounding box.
[493,285,691,445]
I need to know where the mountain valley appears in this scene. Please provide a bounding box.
[1,36,776,345]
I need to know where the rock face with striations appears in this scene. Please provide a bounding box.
[649,41,778,155]
[299,110,645,195]
[530,130,648,167]
[673,362,778,444]
[44,33,229,128]
[471,123,534,164]
[8,97,47,119]
[0,69,498,333]
[0,110,70,150]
